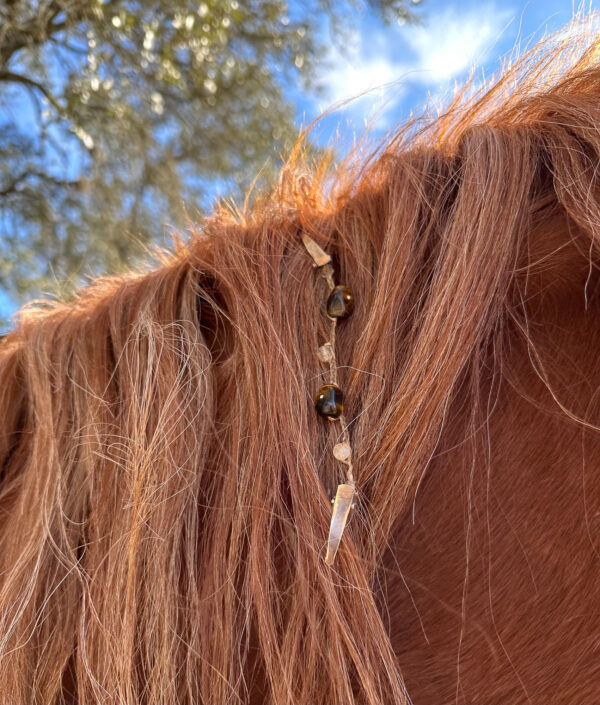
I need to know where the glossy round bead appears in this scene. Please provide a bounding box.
[314,384,344,419]
[326,285,354,319]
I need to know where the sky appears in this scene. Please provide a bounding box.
[295,0,590,144]
[0,0,595,325]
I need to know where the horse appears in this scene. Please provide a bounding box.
[2,16,600,705]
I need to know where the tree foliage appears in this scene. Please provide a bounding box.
[0,0,420,302]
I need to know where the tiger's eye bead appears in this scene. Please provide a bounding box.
[314,384,344,419]
[326,285,354,319]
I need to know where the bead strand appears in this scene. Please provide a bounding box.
[301,233,356,565]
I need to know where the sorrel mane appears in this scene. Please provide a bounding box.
[3,17,600,705]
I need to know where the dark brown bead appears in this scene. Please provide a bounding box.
[314,384,344,419]
[326,285,354,319]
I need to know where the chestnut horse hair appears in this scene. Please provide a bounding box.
[4,15,600,705]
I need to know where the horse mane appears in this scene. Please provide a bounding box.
[3,15,600,704]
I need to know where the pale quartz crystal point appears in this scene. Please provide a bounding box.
[317,343,333,362]
[301,233,332,267]
[333,442,351,462]
[325,483,355,566]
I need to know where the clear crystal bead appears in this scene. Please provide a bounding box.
[317,343,333,362]
[333,442,351,462]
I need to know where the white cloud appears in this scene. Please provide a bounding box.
[405,5,514,84]
[324,31,407,107]
[318,3,515,118]
[318,31,408,125]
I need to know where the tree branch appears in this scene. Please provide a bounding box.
[0,170,79,197]
[0,69,63,113]
[0,0,78,66]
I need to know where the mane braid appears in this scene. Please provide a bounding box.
[300,232,356,566]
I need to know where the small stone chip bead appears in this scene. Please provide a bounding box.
[314,384,344,419]
[326,285,354,319]
[333,442,352,462]
[317,343,333,362]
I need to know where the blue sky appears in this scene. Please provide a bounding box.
[293,0,592,142]
[1,0,595,326]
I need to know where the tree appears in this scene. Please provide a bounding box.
[0,0,420,303]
